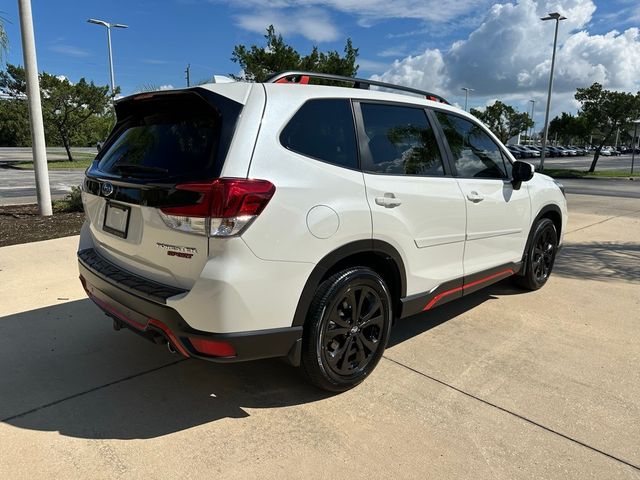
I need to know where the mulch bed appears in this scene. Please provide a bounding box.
[0,204,85,247]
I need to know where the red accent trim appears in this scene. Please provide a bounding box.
[80,275,190,358]
[422,268,515,311]
[189,337,236,358]
[148,319,191,358]
[88,291,148,330]
[422,286,463,311]
[274,75,309,84]
[464,269,514,290]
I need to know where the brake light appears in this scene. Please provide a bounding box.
[159,178,275,237]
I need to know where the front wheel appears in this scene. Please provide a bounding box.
[300,268,392,392]
[514,218,558,291]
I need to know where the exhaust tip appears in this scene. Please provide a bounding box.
[166,341,177,354]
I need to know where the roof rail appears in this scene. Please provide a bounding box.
[264,71,450,105]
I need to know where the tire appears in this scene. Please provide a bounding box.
[514,218,558,291]
[300,267,393,392]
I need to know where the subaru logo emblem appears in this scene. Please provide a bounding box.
[101,182,114,197]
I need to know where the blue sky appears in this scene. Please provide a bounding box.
[1,0,639,125]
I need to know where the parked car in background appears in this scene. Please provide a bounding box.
[507,145,523,159]
[520,146,540,158]
[548,146,566,156]
[600,146,614,156]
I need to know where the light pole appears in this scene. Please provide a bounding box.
[631,120,640,176]
[461,87,474,111]
[87,18,128,94]
[538,12,566,172]
[528,99,536,144]
[18,0,52,216]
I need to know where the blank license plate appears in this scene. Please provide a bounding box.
[103,202,130,238]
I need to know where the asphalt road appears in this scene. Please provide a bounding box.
[540,153,637,171]
[0,147,96,163]
[0,168,86,205]
[560,177,640,198]
[1,192,639,479]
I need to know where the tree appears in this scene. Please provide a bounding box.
[548,112,590,146]
[231,25,359,82]
[0,64,112,159]
[470,101,533,144]
[575,83,640,172]
[0,98,30,146]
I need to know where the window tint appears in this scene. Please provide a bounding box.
[96,94,235,181]
[360,103,444,176]
[436,112,508,179]
[280,99,357,169]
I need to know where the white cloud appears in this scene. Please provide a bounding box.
[49,44,90,58]
[377,45,408,58]
[158,84,175,90]
[358,58,390,73]
[234,7,340,42]
[373,0,640,118]
[218,0,489,23]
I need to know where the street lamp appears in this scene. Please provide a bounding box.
[538,12,566,171]
[528,99,536,144]
[87,18,128,94]
[461,87,474,111]
[631,120,640,176]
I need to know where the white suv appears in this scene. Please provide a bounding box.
[78,71,567,391]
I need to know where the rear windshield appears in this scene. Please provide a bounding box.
[97,93,231,181]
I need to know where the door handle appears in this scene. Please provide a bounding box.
[466,191,484,203]
[375,193,402,208]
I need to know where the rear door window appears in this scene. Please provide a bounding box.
[359,103,445,176]
[280,99,358,169]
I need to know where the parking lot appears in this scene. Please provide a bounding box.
[1,191,639,479]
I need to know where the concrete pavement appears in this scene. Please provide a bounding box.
[1,193,639,479]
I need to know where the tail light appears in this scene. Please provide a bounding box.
[159,178,275,237]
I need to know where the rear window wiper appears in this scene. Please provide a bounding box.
[115,163,169,175]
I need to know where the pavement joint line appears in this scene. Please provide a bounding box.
[566,207,640,235]
[382,355,640,473]
[0,358,187,424]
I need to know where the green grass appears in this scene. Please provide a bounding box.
[542,168,640,179]
[12,153,94,170]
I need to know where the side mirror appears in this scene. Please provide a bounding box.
[511,161,534,189]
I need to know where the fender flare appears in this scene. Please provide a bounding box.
[520,203,563,270]
[291,239,406,327]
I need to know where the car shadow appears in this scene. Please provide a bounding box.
[0,281,521,440]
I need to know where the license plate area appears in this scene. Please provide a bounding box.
[103,202,131,238]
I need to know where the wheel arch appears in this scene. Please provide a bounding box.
[291,240,407,327]
[521,203,563,267]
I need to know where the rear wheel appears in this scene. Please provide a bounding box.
[300,268,392,392]
[514,218,558,291]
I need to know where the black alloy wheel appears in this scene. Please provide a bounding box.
[301,268,392,392]
[514,218,558,291]
[532,225,556,283]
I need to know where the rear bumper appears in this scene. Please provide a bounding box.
[78,254,302,363]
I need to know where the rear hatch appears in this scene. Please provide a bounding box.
[83,87,245,289]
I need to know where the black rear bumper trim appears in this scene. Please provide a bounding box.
[78,256,302,363]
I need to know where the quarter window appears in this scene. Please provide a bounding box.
[360,103,445,176]
[280,99,358,169]
[436,112,509,179]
